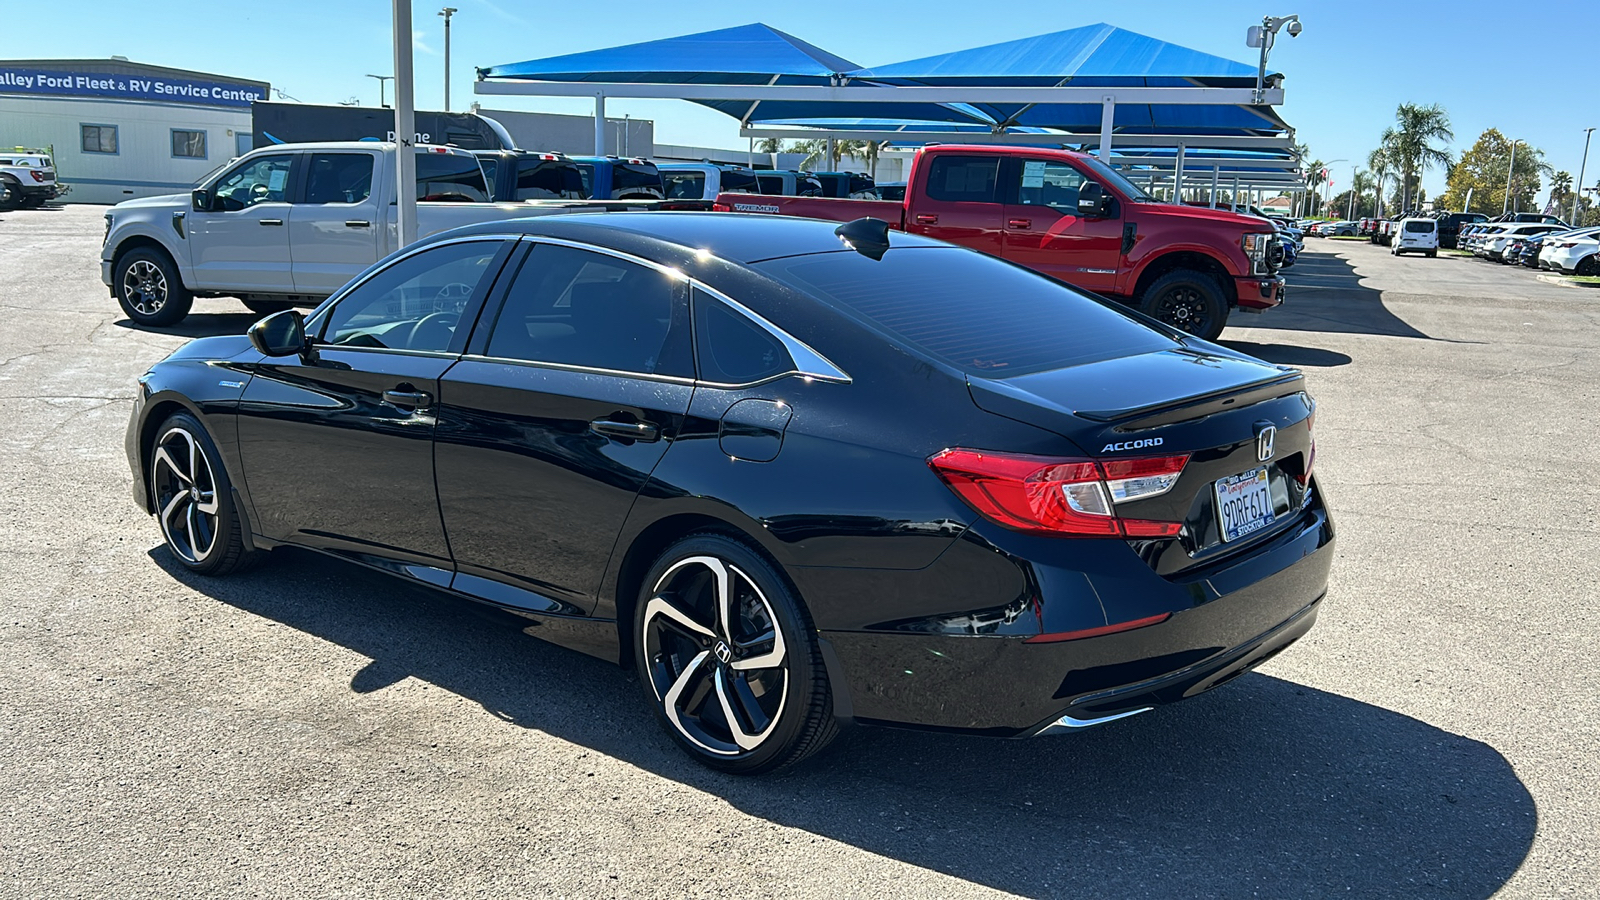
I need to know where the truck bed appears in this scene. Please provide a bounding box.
[714,194,905,226]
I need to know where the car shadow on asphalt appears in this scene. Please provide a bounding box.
[152,546,1536,899]
[112,313,262,339]
[1240,248,1438,341]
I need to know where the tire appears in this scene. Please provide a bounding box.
[115,247,193,326]
[0,180,18,210]
[19,196,45,209]
[1576,256,1599,277]
[633,533,837,775]
[148,411,258,576]
[1139,269,1228,341]
[1427,251,1437,259]
[243,298,298,316]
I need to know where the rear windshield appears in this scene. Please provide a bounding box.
[515,158,585,200]
[416,151,489,202]
[612,163,663,197]
[720,169,760,193]
[662,170,706,200]
[756,247,1176,376]
[1404,220,1435,232]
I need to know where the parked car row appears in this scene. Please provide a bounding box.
[1304,220,1357,237]
[1461,221,1599,274]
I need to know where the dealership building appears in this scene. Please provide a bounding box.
[0,58,268,204]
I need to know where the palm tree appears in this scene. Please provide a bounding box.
[755,137,784,155]
[1367,141,1394,217]
[1389,103,1453,212]
[859,140,892,180]
[1304,159,1327,215]
[792,138,866,171]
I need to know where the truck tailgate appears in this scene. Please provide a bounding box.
[714,193,905,227]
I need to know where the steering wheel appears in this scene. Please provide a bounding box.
[405,311,459,351]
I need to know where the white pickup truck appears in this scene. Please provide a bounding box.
[101,141,663,326]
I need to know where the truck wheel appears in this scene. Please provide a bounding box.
[0,180,18,209]
[115,247,193,327]
[1139,270,1228,341]
[243,299,298,316]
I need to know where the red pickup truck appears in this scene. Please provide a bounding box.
[715,144,1285,340]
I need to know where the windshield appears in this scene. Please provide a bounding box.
[1076,156,1156,202]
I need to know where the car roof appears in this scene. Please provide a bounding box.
[438,211,948,264]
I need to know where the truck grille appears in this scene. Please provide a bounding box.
[1265,235,1284,274]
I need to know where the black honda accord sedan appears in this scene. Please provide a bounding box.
[126,213,1333,774]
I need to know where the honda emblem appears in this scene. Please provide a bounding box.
[1256,425,1276,462]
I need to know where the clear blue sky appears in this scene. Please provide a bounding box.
[26,0,1599,204]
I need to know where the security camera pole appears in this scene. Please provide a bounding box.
[1249,15,1301,105]
[393,0,417,248]
[1575,128,1594,226]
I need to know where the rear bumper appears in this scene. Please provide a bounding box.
[818,490,1335,736]
[1233,274,1285,310]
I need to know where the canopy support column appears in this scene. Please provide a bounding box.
[1232,175,1240,210]
[1173,143,1185,202]
[1210,165,1220,208]
[594,93,606,155]
[1098,96,1115,160]
[392,0,417,248]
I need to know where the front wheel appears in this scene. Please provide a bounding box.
[1138,270,1228,341]
[0,181,18,209]
[115,248,193,326]
[243,298,299,316]
[149,412,258,576]
[634,533,837,774]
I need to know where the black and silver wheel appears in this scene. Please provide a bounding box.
[115,248,193,327]
[1577,256,1599,277]
[150,412,255,576]
[1139,269,1228,341]
[634,534,836,774]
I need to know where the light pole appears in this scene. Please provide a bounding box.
[1574,128,1594,225]
[1347,164,1358,219]
[366,74,394,109]
[1248,15,1302,104]
[1502,138,1521,216]
[439,8,457,112]
[1323,158,1346,218]
[392,0,417,248]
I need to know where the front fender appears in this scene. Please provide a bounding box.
[126,346,259,515]
[105,217,193,288]
[1120,238,1244,295]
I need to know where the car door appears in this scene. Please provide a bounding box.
[434,240,696,615]
[1001,157,1124,294]
[189,152,299,292]
[290,150,382,296]
[235,237,515,583]
[904,154,1004,256]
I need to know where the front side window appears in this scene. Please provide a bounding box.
[1016,160,1087,211]
[213,154,295,210]
[924,156,1000,203]
[318,240,503,352]
[694,291,793,385]
[171,129,207,159]
[485,244,691,376]
[415,151,489,202]
[81,124,118,154]
[304,153,375,204]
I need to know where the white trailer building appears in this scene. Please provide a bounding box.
[0,58,268,204]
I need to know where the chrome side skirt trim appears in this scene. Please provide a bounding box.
[1033,706,1153,736]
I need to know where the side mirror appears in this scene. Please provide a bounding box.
[248,310,308,357]
[191,188,213,212]
[1077,182,1109,218]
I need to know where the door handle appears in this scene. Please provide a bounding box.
[590,418,660,442]
[383,389,433,409]
[345,220,371,228]
[1007,218,1032,229]
[259,218,284,226]
[914,214,939,225]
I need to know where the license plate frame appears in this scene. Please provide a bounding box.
[1214,466,1275,543]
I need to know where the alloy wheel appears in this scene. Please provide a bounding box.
[122,260,168,315]
[1153,284,1214,335]
[151,425,220,564]
[642,555,789,756]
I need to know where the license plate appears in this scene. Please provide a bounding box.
[1214,467,1275,542]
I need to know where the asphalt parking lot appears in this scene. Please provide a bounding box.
[2,204,1596,899]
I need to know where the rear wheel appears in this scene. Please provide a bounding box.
[1139,270,1228,341]
[1576,256,1599,277]
[149,412,257,576]
[0,181,18,209]
[634,533,837,774]
[115,247,193,327]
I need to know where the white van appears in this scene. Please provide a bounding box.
[1393,218,1439,257]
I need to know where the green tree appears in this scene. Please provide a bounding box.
[755,137,784,155]
[1388,103,1454,211]
[1440,128,1549,214]
[1367,143,1394,217]
[1549,170,1574,214]
[1304,159,1328,216]
[791,138,865,171]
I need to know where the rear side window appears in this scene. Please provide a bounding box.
[485,244,692,377]
[757,247,1175,376]
[693,290,794,384]
[757,174,783,195]
[924,156,1000,203]
[304,153,374,204]
[416,151,489,202]
[720,169,760,194]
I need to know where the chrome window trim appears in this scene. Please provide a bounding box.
[316,345,461,361]
[689,282,851,386]
[457,354,698,386]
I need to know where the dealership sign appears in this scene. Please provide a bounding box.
[0,67,265,108]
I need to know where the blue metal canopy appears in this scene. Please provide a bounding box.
[478,23,860,85]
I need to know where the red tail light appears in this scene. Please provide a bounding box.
[928,449,1187,538]
[711,202,732,212]
[30,170,47,183]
